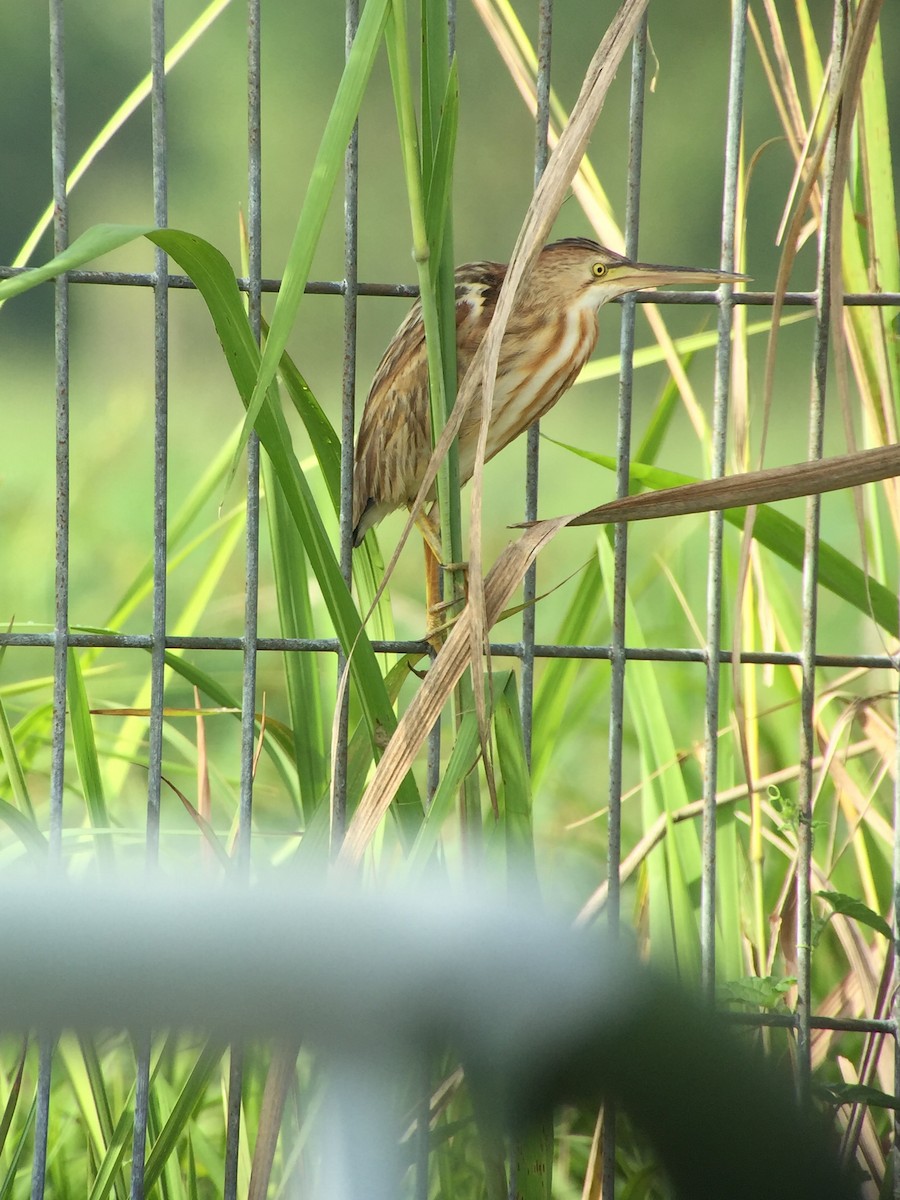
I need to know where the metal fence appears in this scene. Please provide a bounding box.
[0,1,898,1198]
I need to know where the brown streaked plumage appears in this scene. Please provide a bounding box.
[353,238,744,554]
[355,240,747,644]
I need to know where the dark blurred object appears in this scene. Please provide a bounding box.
[0,879,860,1200]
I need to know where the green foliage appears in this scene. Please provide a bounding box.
[0,0,897,1196]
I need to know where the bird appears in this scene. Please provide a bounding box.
[352,237,744,631]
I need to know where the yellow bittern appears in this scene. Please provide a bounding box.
[353,237,742,628]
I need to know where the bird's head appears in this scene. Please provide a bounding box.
[534,237,747,312]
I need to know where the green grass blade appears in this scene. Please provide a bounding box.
[493,671,536,881]
[401,709,481,878]
[186,1138,199,1200]
[172,509,246,636]
[0,1045,27,1158]
[0,798,47,858]
[58,1036,128,1200]
[57,1038,108,1156]
[103,428,242,635]
[0,692,35,821]
[530,557,604,791]
[143,1040,226,1192]
[103,506,245,799]
[423,56,459,265]
[0,1091,36,1200]
[263,317,340,509]
[147,229,421,823]
[575,312,810,384]
[272,319,394,643]
[67,649,115,869]
[0,225,154,304]
[86,1093,135,1200]
[512,1120,553,1200]
[597,537,700,979]
[263,454,327,819]
[11,0,235,269]
[233,0,392,491]
[635,352,696,468]
[711,708,743,983]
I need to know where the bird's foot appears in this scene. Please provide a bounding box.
[424,609,450,653]
[424,587,467,652]
[425,560,468,649]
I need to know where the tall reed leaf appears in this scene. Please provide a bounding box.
[0,226,424,823]
[234,0,392,491]
[67,648,114,870]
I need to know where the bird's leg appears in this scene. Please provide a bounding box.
[423,539,444,647]
[413,506,445,647]
[414,505,468,646]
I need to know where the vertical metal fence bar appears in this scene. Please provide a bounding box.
[237,130,262,866]
[601,19,647,1200]
[334,0,360,841]
[235,1,263,868]
[223,6,264,1195]
[130,6,169,1198]
[701,0,747,998]
[46,0,68,871]
[518,0,553,762]
[796,0,844,1103]
[31,3,69,1195]
[146,0,169,869]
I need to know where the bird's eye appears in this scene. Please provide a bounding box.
[592,262,608,278]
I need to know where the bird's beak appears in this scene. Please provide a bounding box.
[607,261,749,296]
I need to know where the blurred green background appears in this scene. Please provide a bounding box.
[1,0,898,854]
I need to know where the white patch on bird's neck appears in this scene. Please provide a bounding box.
[578,281,618,313]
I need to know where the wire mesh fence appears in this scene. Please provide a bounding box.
[0,0,899,1197]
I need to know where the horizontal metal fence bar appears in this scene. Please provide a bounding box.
[1,266,897,308]
[721,1012,897,1035]
[0,266,419,298]
[0,630,894,670]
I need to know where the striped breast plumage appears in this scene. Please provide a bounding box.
[456,304,599,483]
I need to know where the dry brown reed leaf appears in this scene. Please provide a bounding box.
[463,0,651,772]
[574,737,877,927]
[338,0,652,856]
[733,0,885,826]
[340,516,568,863]
[342,440,900,864]
[856,703,897,780]
[374,0,651,611]
[248,1040,301,1200]
[471,0,712,441]
[560,443,900,526]
[761,0,884,448]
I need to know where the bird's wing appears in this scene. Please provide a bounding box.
[352,262,505,542]
[352,298,432,539]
